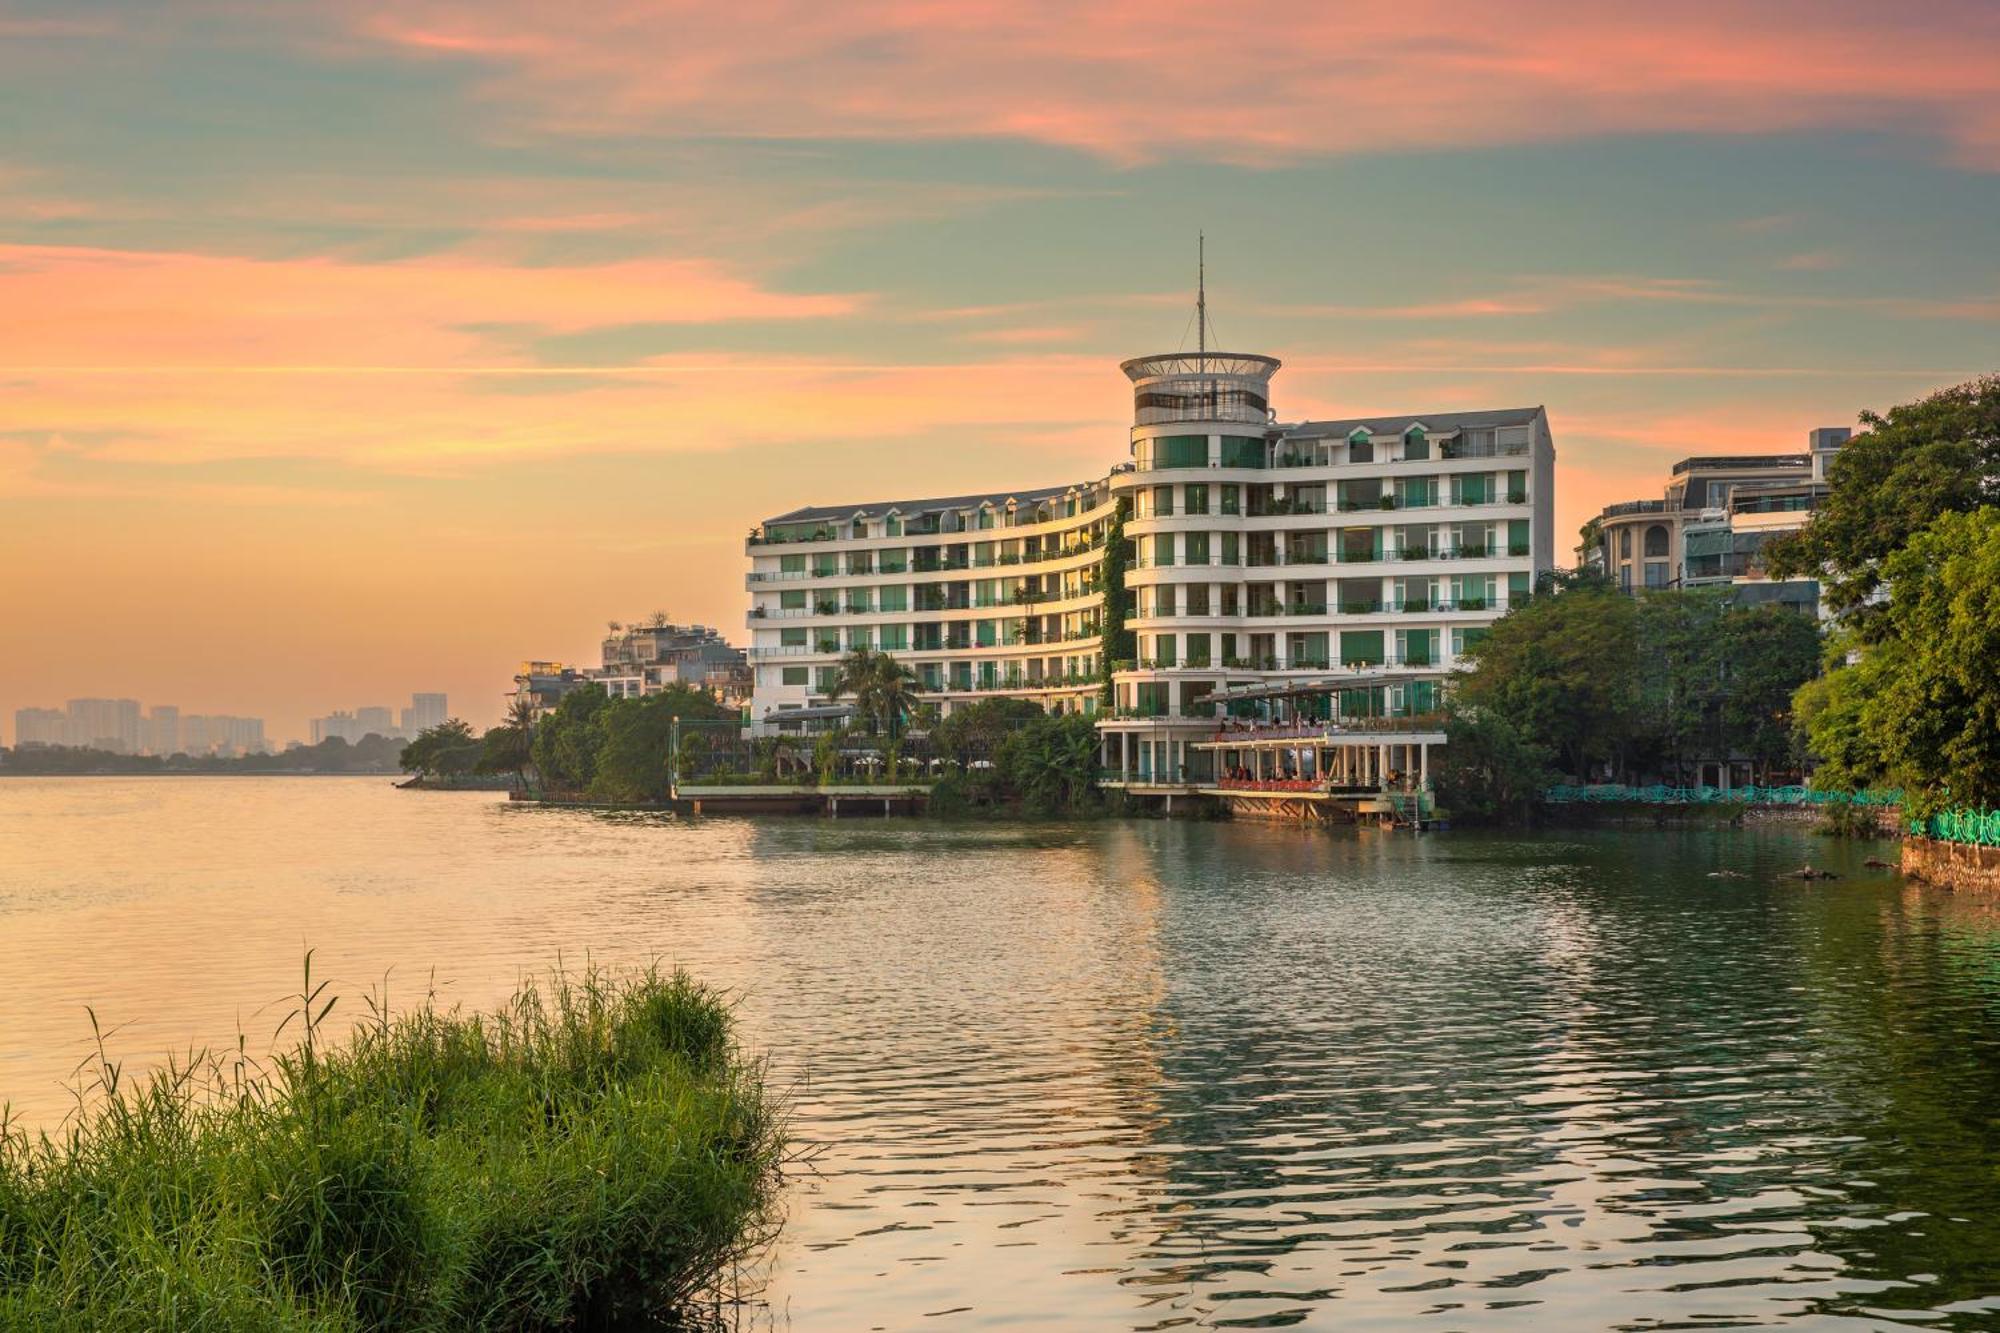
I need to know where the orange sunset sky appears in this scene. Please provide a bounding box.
[5,1,1999,741]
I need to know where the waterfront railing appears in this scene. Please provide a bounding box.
[1543,784,1903,807]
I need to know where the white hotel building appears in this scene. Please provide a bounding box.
[745,346,1555,791]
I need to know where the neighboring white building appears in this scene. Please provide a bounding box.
[511,623,751,718]
[1589,427,1846,614]
[743,343,1558,781]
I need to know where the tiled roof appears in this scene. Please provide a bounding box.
[765,481,1095,525]
[1281,406,1544,438]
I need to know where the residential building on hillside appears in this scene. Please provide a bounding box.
[510,622,750,719]
[1589,427,1846,612]
[598,622,750,704]
[744,344,1558,791]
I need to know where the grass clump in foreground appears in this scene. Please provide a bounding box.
[0,960,785,1331]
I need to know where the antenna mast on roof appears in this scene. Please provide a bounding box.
[1197,232,1207,371]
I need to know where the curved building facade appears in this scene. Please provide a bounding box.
[745,479,1117,729]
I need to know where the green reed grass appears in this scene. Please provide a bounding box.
[0,957,785,1331]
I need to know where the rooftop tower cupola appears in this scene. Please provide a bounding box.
[1120,239,1279,457]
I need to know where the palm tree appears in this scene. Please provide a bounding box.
[479,695,540,791]
[829,648,921,737]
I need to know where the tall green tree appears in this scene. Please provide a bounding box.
[998,712,1102,816]
[530,686,612,795]
[929,697,1045,768]
[1434,710,1553,824]
[1718,603,1823,783]
[1454,582,1640,780]
[398,719,481,779]
[1801,508,2000,816]
[1765,375,2000,630]
[1098,497,1135,705]
[827,648,921,736]
[590,687,739,803]
[476,696,538,788]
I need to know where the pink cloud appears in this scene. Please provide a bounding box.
[342,1,2000,167]
[0,242,858,370]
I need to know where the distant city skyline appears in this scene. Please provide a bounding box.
[7,690,451,751]
[4,2,1997,741]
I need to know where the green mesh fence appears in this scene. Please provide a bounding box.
[1542,784,1903,807]
[1907,809,2000,846]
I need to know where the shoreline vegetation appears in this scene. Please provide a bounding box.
[0,961,784,1331]
[1439,377,2000,848]
[0,734,406,777]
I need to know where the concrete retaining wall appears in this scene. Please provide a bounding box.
[1903,837,2000,893]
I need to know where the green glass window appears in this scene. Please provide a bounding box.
[1184,483,1209,515]
[879,624,908,650]
[814,666,839,691]
[779,589,806,610]
[1341,630,1385,666]
[1151,434,1208,469]
[1508,571,1531,602]
[1508,520,1531,555]
[1185,531,1210,564]
[1221,531,1240,564]
[1152,533,1175,566]
[781,666,808,686]
[1154,635,1176,667]
[1403,426,1428,461]
[976,620,997,647]
[1185,633,1212,667]
[1452,473,1490,505]
[1398,477,1433,508]
[780,628,807,647]
[780,553,806,574]
[1219,437,1264,469]
[878,584,908,612]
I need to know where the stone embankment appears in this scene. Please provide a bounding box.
[1903,837,2000,893]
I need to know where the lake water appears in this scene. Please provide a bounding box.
[3,777,1999,1329]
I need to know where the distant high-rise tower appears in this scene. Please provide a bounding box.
[405,693,448,734]
[145,704,181,756]
[66,698,141,753]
